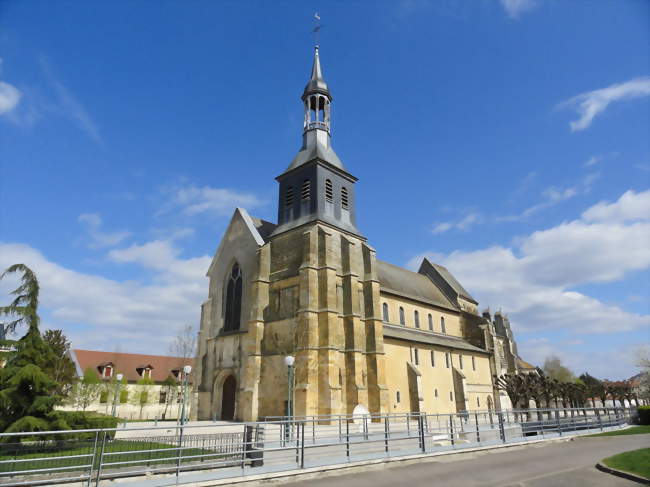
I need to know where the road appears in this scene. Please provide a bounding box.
[285,434,650,487]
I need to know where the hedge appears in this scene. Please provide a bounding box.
[638,406,650,425]
[48,411,119,440]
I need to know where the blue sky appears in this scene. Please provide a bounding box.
[1,0,648,379]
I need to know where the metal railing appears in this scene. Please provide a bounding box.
[0,406,634,487]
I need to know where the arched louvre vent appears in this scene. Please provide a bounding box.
[341,187,349,210]
[325,179,333,202]
[301,179,311,200]
[285,187,294,207]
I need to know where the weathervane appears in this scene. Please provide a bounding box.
[312,12,322,47]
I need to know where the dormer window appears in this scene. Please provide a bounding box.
[136,365,153,379]
[98,362,114,379]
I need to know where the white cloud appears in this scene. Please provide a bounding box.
[0,241,209,354]
[583,156,601,168]
[561,77,650,131]
[497,173,599,222]
[167,183,264,217]
[432,212,480,234]
[411,189,650,336]
[78,213,131,249]
[582,189,650,223]
[500,0,537,19]
[39,57,102,144]
[109,240,210,283]
[0,81,21,115]
[0,58,22,116]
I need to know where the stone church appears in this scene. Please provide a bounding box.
[195,48,530,421]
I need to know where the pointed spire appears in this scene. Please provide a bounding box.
[302,46,331,100]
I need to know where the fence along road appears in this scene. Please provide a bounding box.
[0,406,635,487]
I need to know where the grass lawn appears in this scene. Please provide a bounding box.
[602,448,650,480]
[0,439,235,476]
[588,425,650,437]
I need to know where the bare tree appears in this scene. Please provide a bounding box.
[169,324,196,362]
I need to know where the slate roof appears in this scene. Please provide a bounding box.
[284,131,347,174]
[302,46,331,99]
[249,215,277,243]
[516,357,536,370]
[383,324,489,354]
[427,262,477,304]
[377,260,458,312]
[71,349,194,384]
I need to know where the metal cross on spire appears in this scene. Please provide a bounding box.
[312,12,322,47]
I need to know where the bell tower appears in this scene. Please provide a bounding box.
[272,46,361,238]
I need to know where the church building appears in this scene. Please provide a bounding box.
[195,47,529,421]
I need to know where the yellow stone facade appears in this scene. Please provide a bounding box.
[193,47,526,422]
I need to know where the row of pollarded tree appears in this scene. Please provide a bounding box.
[496,368,641,418]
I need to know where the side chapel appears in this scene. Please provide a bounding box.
[194,47,530,421]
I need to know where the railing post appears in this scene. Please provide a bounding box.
[94,431,108,487]
[176,425,185,479]
[421,414,426,452]
[596,408,602,431]
[241,424,246,475]
[498,411,505,443]
[474,413,480,443]
[300,422,305,468]
[449,417,455,446]
[87,429,99,487]
[346,419,350,461]
[384,416,389,454]
[556,409,562,436]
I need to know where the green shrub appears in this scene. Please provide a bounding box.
[48,411,119,440]
[638,406,650,425]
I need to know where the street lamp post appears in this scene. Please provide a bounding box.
[179,365,192,425]
[284,356,295,443]
[111,373,124,418]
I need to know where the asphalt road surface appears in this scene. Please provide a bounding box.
[286,434,650,487]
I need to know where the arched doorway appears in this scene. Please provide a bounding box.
[221,375,236,420]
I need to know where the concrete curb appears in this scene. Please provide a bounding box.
[178,435,578,487]
[595,461,650,485]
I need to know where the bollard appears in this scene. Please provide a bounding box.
[474,413,480,443]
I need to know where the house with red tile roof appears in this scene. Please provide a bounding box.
[65,349,195,420]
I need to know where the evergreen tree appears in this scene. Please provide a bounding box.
[43,329,78,397]
[0,265,60,433]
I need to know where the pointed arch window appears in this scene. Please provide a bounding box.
[440,316,446,334]
[301,179,311,200]
[399,306,405,326]
[224,263,242,332]
[382,302,389,322]
[414,310,420,328]
[341,187,349,210]
[325,179,333,202]
[428,313,433,331]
